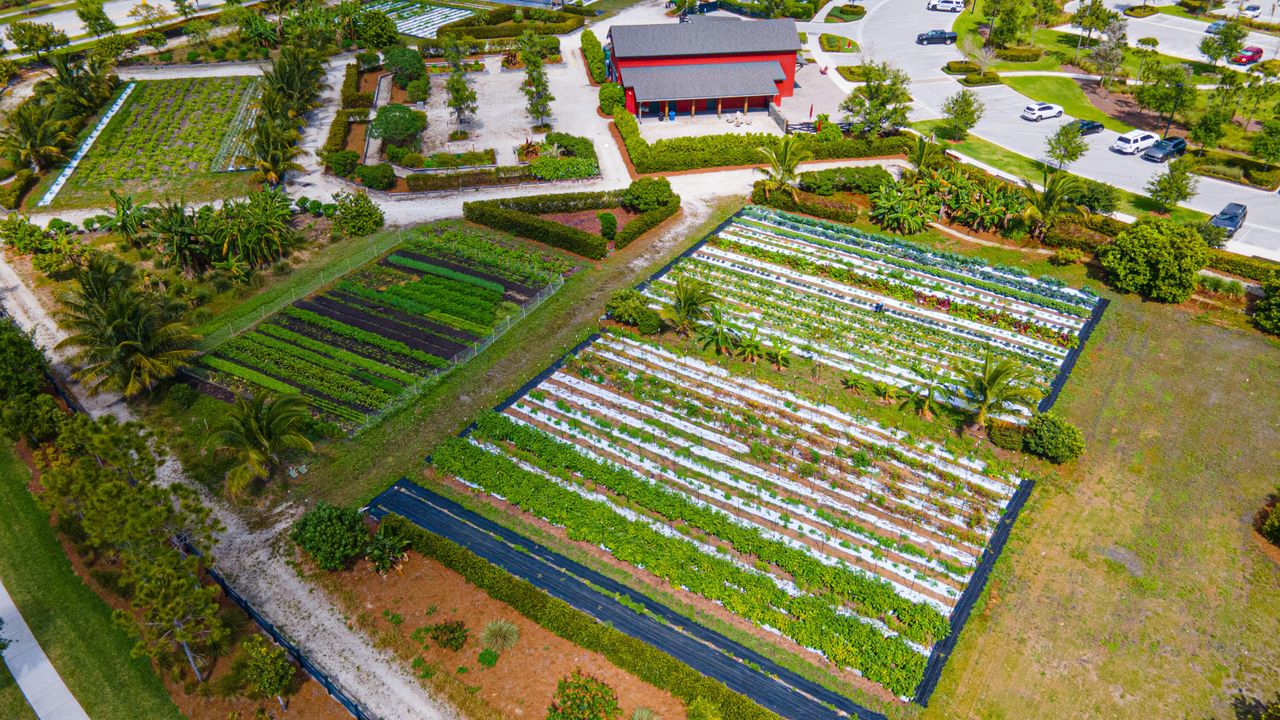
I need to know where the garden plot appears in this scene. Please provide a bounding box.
[364,0,473,37]
[54,78,261,208]
[428,208,1105,701]
[199,228,571,427]
[647,206,1102,420]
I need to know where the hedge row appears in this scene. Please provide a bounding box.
[419,34,560,57]
[464,196,608,259]
[322,109,369,155]
[612,110,910,173]
[581,29,606,84]
[616,196,680,249]
[994,46,1043,62]
[341,63,374,109]
[1208,250,1280,282]
[0,170,37,210]
[379,514,783,720]
[405,166,532,191]
[750,182,861,224]
[437,6,584,39]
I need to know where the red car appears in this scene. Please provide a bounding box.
[1233,46,1264,65]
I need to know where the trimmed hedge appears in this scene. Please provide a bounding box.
[598,83,624,115]
[1124,4,1157,16]
[943,60,978,75]
[1207,249,1280,282]
[464,196,609,259]
[750,182,861,224]
[0,169,37,209]
[994,46,1043,62]
[322,109,369,155]
[405,166,532,191]
[437,6,584,39]
[582,29,606,84]
[380,514,783,720]
[341,63,375,109]
[616,195,679,249]
[960,72,1001,86]
[612,110,910,174]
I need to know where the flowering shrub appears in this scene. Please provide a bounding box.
[546,670,620,720]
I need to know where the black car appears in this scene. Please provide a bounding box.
[1209,202,1248,237]
[1070,119,1104,136]
[1142,137,1187,162]
[916,29,957,45]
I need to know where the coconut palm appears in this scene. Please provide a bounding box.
[56,254,198,397]
[237,116,305,188]
[736,326,765,364]
[0,101,72,174]
[960,348,1042,426]
[662,275,716,335]
[1018,171,1084,241]
[756,134,812,202]
[214,391,314,497]
[45,52,115,115]
[696,306,738,355]
[217,188,296,266]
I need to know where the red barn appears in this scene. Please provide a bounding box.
[606,16,800,119]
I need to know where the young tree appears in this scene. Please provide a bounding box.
[241,635,295,712]
[1090,18,1128,89]
[520,31,553,127]
[1251,119,1280,168]
[444,37,477,125]
[1135,63,1196,126]
[1099,216,1207,302]
[839,61,911,136]
[940,88,984,140]
[1144,159,1198,212]
[127,1,171,30]
[1135,36,1160,78]
[1211,21,1248,67]
[184,18,212,48]
[7,21,69,61]
[1190,105,1230,151]
[369,103,426,146]
[172,0,196,19]
[1045,121,1087,171]
[75,0,117,37]
[1070,0,1113,62]
[214,391,314,498]
[755,134,811,201]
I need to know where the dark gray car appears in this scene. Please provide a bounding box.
[1142,137,1187,162]
[1209,202,1248,237]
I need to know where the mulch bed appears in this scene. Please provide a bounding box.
[542,207,644,236]
[1073,79,1187,135]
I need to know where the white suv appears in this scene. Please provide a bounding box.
[1021,102,1064,121]
[1111,130,1159,154]
[927,0,965,11]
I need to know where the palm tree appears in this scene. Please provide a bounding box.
[662,276,716,335]
[898,364,945,421]
[907,135,943,179]
[960,348,1042,427]
[1018,172,1084,241]
[214,391,314,498]
[56,254,198,397]
[109,190,148,247]
[46,52,115,115]
[0,101,72,174]
[736,327,765,364]
[696,306,738,355]
[756,135,812,202]
[238,116,305,188]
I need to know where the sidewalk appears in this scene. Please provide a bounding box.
[0,578,90,720]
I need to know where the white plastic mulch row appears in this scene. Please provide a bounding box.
[365,0,473,37]
[35,83,136,208]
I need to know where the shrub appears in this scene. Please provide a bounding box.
[1253,275,1280,335]
[986,421,1025,451]
[1023,412,1085,463]
[331,190,385,238]
[290,503,368,571]
[166,383,198,409]
[994,46,1043,61]
[751,182,861,225]
[961,72,1001,86]
[355,162,396,190]
[943,60,978,75]
[598,83,624,116]
[1261,501,1280,545]
[1050,247,1084,266]
[464,200,607,259]
[370,104,426,146]
[1099,217,1208,303]
[436,5,584,39]
[480,619,520,652]
[341,64,374,109]
[798,165,892,196]
[1067,178,1120,215]
[478,648,499,668]
[406,77,431,103]
[0,170,37,210]
[0,392,63,444]
[1206,250,1280,282]
[686,698,723,720]
[355,50,380,71]
[429,620,469,651]
[324,149,360,177]
[597,211,617,240]
[1124,4,1157,16]
[384,44,426,89]
[621,177,675,212]
[606,289,662,334]
[581,29,606,83]
[400,152,425,168]
[547,669,620,720]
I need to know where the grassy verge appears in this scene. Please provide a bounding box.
[0,443,182,720]
[923,294,1280,720]
[1001,75,1133,133]
[914,120,1208,223]
[0,662,36,720]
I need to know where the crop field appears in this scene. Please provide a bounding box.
[364,0,473,37]
[54,78,260,208]
[427,208,1105,703]
[200,228,572,426]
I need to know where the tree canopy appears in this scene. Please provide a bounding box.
[1098,216,1208,302]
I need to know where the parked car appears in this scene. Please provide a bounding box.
[1111,130,1159,154]
[1070,119,1105,136]
[1207,20,1228,33]
[1232,46,1264,64]
[1142,137,1188,162]
[916,29,958,44]
[1210,202,1248,236]
[927,0,965,11]
[1240,3,1263,18]
[1021,102,1064,121]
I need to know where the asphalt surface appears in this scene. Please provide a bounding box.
[815,0,1280,260]
[1058,0,1280,65]
[368,479,892,720]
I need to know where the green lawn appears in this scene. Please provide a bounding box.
[914,119,1208,223]
[1001,75,1134,132]
[0,663,36,720]
[924,294,1280,720]
[0,444,182,720]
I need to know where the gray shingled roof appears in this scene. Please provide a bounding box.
[609,17,800,59]
[622,61,784,103]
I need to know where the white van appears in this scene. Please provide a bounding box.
[1111,130,1159,155]
[928,0,965,11]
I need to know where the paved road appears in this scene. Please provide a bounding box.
[0,577,91,720]
[0,0,236,43]
[1057,0,1280,64]
[824,0,1280,260]
[368,479,892,720]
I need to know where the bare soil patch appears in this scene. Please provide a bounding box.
[359,71,380,95]
[1074,80,1187,135]
[346,122,367,155]
[319,551,688,720]
[540,207,643,236]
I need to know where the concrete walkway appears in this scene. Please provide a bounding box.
[0,578,90,720]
